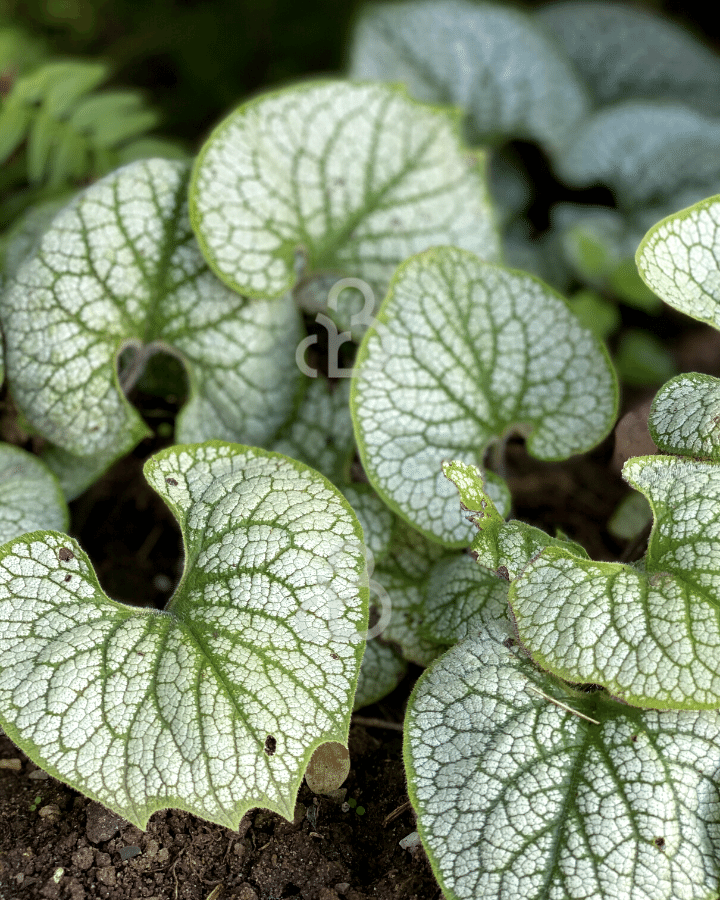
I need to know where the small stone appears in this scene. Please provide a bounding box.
[318,889,340,900]
[96,866,116,886]
[52,868,64,883]
[119,845,141,860]
[335,884,350,895]
[233,886,259,900]
[399,831,421,852]
[39,804,60,818]
[86,801,122,843]
[28,768,49,780]
[305,742,350,794]
[72,847,94,871]
[0,758,22,770]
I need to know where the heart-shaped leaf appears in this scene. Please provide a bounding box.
[349,1,589,154]
[189,80,500,302]
[510,454,720,709]
[636,195,720,458]
[405,630,720,900]
[0,442,368,829]
[0,158,303,459]
[0,443,68,545]
[537,2,720,114]
[352,247,618,546]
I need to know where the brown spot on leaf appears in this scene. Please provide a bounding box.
[496,565,510,581]
[654,836,665,850]
[631,734,638,742]
[264,735,277,756]
[64,574,72,582]
[58,548,74,562]
[331,653,339,660]
[165,477,178,486]
[503,637,515,649]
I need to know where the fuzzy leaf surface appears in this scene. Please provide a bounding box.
[405,631,720,900]
[352,248,618,545]
[190,80,500,301]
[420,553,510,645]
[0,442,368,829]
[349,0,588,154]
[511,455,720,709]
[0,444,68,545]
[0,158,302,458]
[537,2,720,114]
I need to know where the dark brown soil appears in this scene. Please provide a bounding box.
[0,706,438,900]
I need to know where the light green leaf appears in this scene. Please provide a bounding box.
[349,1,589,154]
[647,373,720,460]
[537,2,720,114]
[443,459,589,578]
[420,553,510,646]
[353,637,407,710]
[614,329,677,387]
[352,247,618,546]
[0,444,68,545]
[557,103,720,209]
[511,454,720,709]
[567,290,620,342]
[0,158,303,458]
[608,491,652,543]
[405,630,720,900]
[0,442,368,829]
[373,519,448,666]
[189,80,500,301]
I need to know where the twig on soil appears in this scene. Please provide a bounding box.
[383,800,413,826]
[352,715,404,732]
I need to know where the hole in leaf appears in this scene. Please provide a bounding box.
[69,448,183,610]
[116,345,189,440]
[264,735,277,756]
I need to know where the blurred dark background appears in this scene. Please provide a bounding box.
[2,0,719,151]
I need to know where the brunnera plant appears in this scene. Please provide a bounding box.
[3,3,720,899]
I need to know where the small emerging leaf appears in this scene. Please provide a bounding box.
[190,80,500,301]
[405,631,720,900]
[0,442,368,829]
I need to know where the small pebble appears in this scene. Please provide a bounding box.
[0,758,21,770]
[28,768,50,780]
[39,804,60,818]
[85,801,122,843]
[119,845,141,860]
[399,831,421,851]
